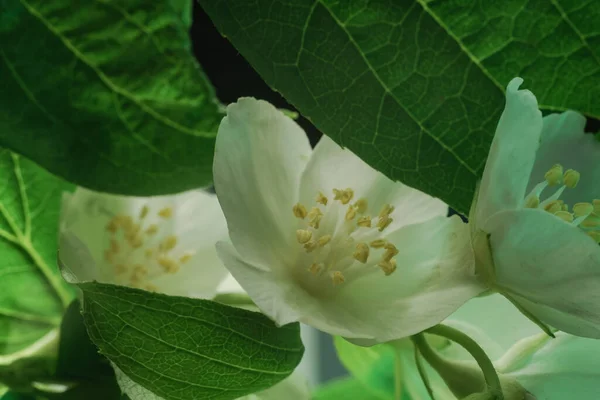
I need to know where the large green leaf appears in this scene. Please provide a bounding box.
[0,150,73,365]
[425,0,600,118]
[0,0,221,196]
[79,282,304,400]
[198,0,600,214]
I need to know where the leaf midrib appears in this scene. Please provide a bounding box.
[315,0,479,177]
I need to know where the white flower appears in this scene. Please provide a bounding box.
[446,295,600,400]
[471,77,600,338]
[213,98,485,344]
[59,187,230,298]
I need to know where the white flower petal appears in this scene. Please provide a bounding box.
[217,273,245,294]
[299,135,447,229]
[504,332,600,400]
[527,111,600,204]
[214,98,312,269]
[486,208,600,338]
[338,215,485,344]
[219,214,484,344]
[475,78,543,226]
[58,231,101,283]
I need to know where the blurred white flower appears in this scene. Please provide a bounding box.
[59,187,230,298]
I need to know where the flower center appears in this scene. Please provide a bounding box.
[525,163,600,243]
[292,188,398,286]
[102,204,195,291]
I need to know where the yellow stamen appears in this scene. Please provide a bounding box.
[378,259,397,276]
[563,169,580,188]
[161,235,178,251]
[132,264,148,279]
[581,213,600,228]
[129,235,144,249]
[293,203,308,219]
[353,243,370,264]
[139,205,149,219]
[357,216,372,228]
[345,205,357,221]
[296,229,313,244]
[308,263,322,275]
[316,192,328,205]
[104,249,114,264]
[158,207,173,218]
[110,239,120,254]
[331,271,345,285]
[158,256,179,273]
[180,253,194,264]
[106,217,119,233]
[554,211,574,223]
[544,200,563,214]
[355,198,368,214]
[115,264,127,274]
[378,204,395,218]
[573,202,594,218]
[145,284,158,292]
[304,240,318,253]
[524,195,540,209]
[562,204,569,212]
[370,239,387,248]
[544,164,563,186]
[121,216,134,232]
[318,235,331,247]
[377,215,393,231]
[145,249,154,258]
[307,207,323,229]
[333,188,354,204]
[594,199,600,214]
[146,224,159,235]
[382,243,399,261]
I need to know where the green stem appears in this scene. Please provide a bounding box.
[394,350,402,400]
[414,344,435,399]
[425,324,503,399]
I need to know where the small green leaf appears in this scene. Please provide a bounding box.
[199,0,600,214]
[0,0,222,196]
[79,282,304,400]
[0,150,73,364]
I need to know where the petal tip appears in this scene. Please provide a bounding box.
[507,77,524,92]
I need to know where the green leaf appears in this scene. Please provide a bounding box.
[53,300,121,400]
[312,378,386,400]
[333,337,395,400]
[425,0,600,119]
[0,0,222,196]
[78,282,304,400]
[0,150,73,365]
[199,0,600,214]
